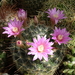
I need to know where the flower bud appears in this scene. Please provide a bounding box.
[16,40,24,47]
[17,9,27,21]
[34,16,38,24]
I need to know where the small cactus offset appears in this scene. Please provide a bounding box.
[2,7,71,75]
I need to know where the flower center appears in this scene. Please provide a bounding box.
[12,27,18,33]
[53,14,58,18]
[38,45,44,52]
[57,35,63,41]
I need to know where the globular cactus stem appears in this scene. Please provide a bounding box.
[10,24,67,75]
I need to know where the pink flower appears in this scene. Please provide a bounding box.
[51,27,72,45]
[28,35,54,61]
[17,9,27,21]
[46,8,66,24]
[2,18,25,37]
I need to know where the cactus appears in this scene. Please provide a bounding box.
[62,52,75,75]
[0,50,6,71]
[0,1,18,43]
[0,1,72,74]
[0,1,17,72]
[10,24,66,75]
[57,19,75,75]
[62,34,75,75]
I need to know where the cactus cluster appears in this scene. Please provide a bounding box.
[0,51,6,71]
[10,24,66,75]
[0,0,73,75]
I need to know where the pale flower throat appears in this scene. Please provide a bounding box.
[38,45,44,52]
[57,35,63,41]
[12,27,18,33]
[53,14,58,18]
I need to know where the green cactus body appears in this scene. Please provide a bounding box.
[0,37,6,71]
[10,24,66,75]
[0,51,6,71]
[62,35,75,75]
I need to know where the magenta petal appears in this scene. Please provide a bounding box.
[21,28,25,31]
[55,20,58,24]
[33,55,38,61]
[8,34,12,37]
[38,53,42,60]
[2,31,8,34]
[28,51,35,55]
[49,50,54,55]
[33,38,37,43]
[28,47,37,52]
[43,54,48,61]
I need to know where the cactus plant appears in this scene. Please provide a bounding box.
[0,1,72,73]
[0,43,6,72]
[0,6,71,75]
[0,51,6,71]
[0,1,18,73]
[62,34,75,75]
[9,24,68,75]
[0,0,74,75]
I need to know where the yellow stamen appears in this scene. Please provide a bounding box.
[58,35,63,41]
[12,27,18,32]
[53,14,58,18]
[38,45,44,52]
